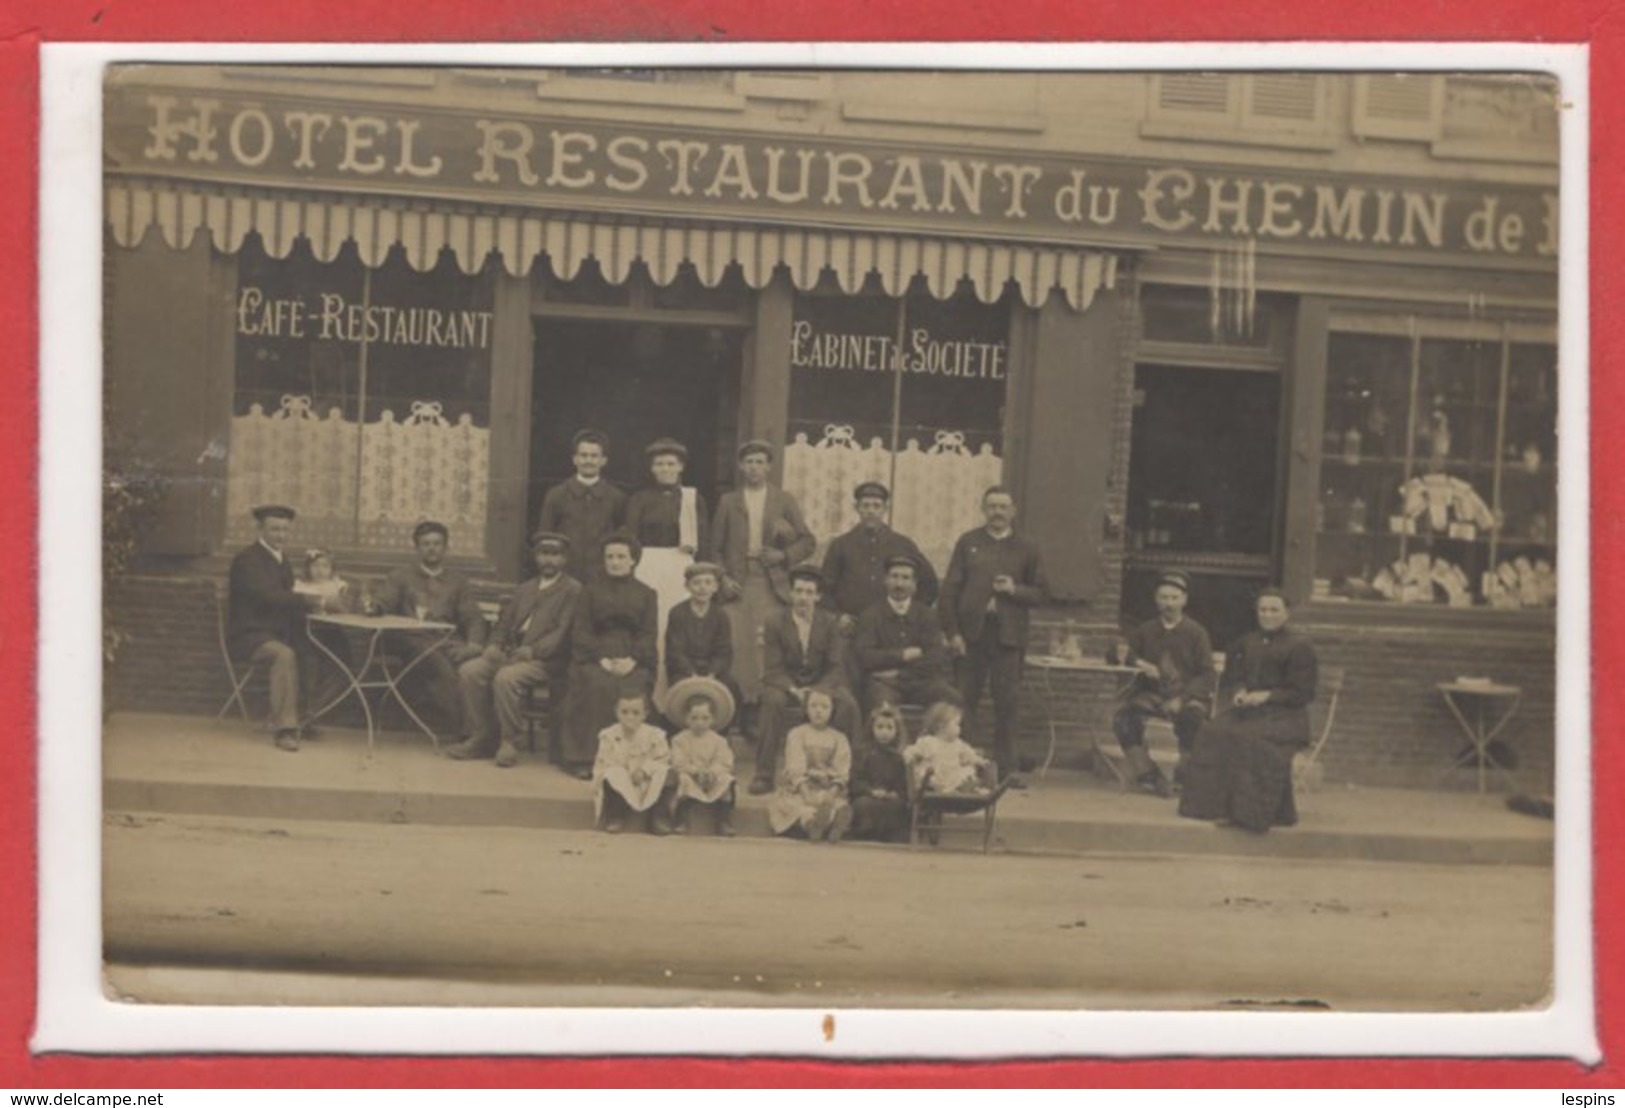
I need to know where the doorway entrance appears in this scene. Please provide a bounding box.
[528,319,746,534]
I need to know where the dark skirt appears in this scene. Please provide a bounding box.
[562,664,653,767]
[849,794,910,843]
[1177,712,1302,832]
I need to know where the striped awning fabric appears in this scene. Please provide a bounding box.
[105,179,1118,311]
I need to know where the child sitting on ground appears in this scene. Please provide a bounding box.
[665,680,738,837]
[592,693,675,835]
[766,688,853,843]
[849,704,911,843]
[904,701,998,796]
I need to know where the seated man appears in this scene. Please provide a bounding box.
[375,521,487,733]
[1178,589,1319,833]
[852,554,961,715]
[450,532,582,768]
[753,565,861,795]
[1110,569,1216,798]
[226,504,321,752]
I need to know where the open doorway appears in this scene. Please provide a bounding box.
[528,319,745,539]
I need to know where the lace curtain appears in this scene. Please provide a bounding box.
[225,393,489,551]
[783,424,1003,574]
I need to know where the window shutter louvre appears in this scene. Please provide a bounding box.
[1352,74,1443,140]
[1245,74,1321,124]
[1155,74,1235,117]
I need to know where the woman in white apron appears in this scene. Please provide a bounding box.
[624,437,708,709]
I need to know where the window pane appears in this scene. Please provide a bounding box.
[1489,344,1558,609]
[782,280,1010,573]
[226,235,364,551]
[359,247,496,554]
[1140,284,1274,347]
[1127,364,1281,557]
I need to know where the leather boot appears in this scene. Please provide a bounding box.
[715,785,737,837]
[1125,745,1173,798]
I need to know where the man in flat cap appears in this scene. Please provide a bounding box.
[820,482,938,687]
[537,429,626,583]
[1109,569,1217,798]
[450,531,583,768]
[375,520,488,735]
[753,564,860,794]
[712,438,815,704]
[225,504,322,752]
[852,553,960,716]
[941,485,1049,783]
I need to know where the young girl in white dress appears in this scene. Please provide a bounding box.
[766,688,853,843]
[904,701,996,796]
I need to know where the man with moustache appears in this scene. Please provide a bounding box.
[450,532,582,768]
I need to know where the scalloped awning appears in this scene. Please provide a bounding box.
[105,179,1118,311]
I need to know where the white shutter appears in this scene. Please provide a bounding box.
[1153,73,1237,120]
[1243,74,1323,126]
[1352,74,1443,141]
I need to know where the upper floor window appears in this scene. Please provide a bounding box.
[1143,73,1333,149]
[1352,74,1559,164]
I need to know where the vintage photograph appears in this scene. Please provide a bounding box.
[97,63,1563,1015]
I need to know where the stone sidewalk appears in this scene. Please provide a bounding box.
[102,711,1555,866]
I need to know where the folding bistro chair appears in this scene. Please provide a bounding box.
[906,763,1007,854]
[214,580,256,721]
[1293,665,1346,794]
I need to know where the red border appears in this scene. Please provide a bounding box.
[4,0,1616,1089]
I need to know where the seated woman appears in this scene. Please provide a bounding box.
[664,676,738,837]
[904,701,997,796]
[766,688,853,843]
[1177,588,1319,834]
[561,533,659,779]
[592,693,675,835]
[848,704,911,844]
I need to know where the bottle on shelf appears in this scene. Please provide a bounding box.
[1341,427,1363,465]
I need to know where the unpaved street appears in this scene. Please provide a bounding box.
[103,812,1552,1011]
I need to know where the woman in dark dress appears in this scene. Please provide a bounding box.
[561,533,659,779]
[624,437,711,704]
[1177,588,1319,833]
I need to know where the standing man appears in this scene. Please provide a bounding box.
[754,565,861,794]
[1110,570,1216,798]
[376,521,487,734]
[941,485,1049,784]
[821,481,938,691]
[852,554,961,714]
[537,429,626,582]
[450,532,582,768]
[226,504,319,753]
[712,439,816,703]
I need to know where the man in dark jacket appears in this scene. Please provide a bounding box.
[753,565,860,794]
[852,554,961,714]
[940,485,1049,782]
[376,520,488,734]
[226,504,318,752]
[1110,570,1217,799]
[536,429,626,582]
[451,531,582,768]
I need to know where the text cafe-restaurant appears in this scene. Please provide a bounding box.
[102,66,1560,788]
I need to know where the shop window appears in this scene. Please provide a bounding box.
[225,235,496,557]
[781,275,1011,573]
[1313,323,1557,610]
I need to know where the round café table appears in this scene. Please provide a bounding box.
[306,613,456,752]
[1027,655,1141,781]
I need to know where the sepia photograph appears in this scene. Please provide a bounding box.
[76,54,1578,1038]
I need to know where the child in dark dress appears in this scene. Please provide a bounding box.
[849,705,911,843]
